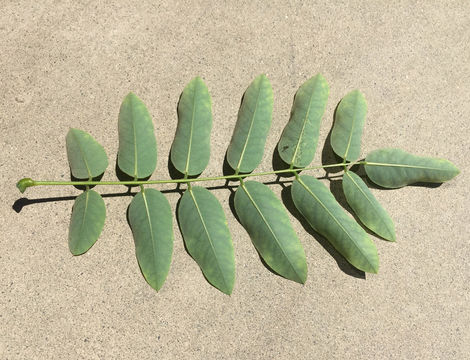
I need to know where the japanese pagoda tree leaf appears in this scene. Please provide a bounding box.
[68,190,106,255]
[331,90,367,162]
[118,92,157,179]
[234,181,307,284]
[365,148,460,188]
[178,186,235,295]
[16,75,462,295]
[277,74,329,167]
[227,74,273,173]
[128,188,173,291]
[170,77,212,176]
[342,171,395,241]
[292,175,379,273]
[66,128,108,179]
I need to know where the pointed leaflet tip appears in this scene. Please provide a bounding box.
[450,162,460,178]
[123,92,142,105]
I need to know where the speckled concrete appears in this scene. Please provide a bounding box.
[1,1,469,359]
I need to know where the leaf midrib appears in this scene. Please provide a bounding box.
[141,191,158,275]
[188,189,229,290]
[345,171,393,239]
[297,177,374,269]
[184,82,198,175]
[236,81,262,172]
[71,130,92,179]
[132,101,138,179]
[366,162,450,171]
[290,78,317,166]
[79,190,90,234]
[241,183,302,282]
[343,93,360,160]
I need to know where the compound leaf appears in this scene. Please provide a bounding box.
[292,175,378,273]
[365,148,460,188]
[68,190,106,255]
[178,186,235,295]
[171,77,212,176]
[227,74,273,173]
[129,189,173,291]
[331,90,367,161]
[66,128,108,179]
[278,74,329,167]
[234,181,307,284]
[118,92,157,179]
[343,171,395,241]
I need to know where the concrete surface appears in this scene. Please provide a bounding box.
[1,1,469,359]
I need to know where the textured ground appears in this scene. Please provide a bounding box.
[1,1,469,359]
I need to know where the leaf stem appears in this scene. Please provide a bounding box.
[17,161,368,192]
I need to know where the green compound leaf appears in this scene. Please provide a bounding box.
[292,175,379,273]
[118,92,157,179]
[365,148,460,188]
[129,188,173,291]
[178,186,235,295]
[171,77,212,176]
[278,74,329,167]
[342,171,395,241]
[234,181,307,284]
[227,74,273,173]
[66,128,108,179]
[331,90,367,162]
[68,190,106,255]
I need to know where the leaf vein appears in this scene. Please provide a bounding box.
[290,79,317,166]
[184,83,197,175]
[141,191,158,272]
[71,131,92,178]
[236,83,262,172]
[366,162,449,171]
[343,94,359,160]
